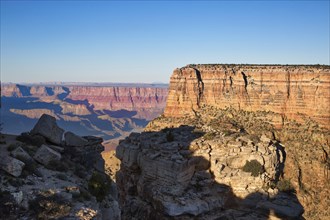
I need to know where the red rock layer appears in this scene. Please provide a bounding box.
[164,65,330,128]
[66,86,168,120]
[2,84,168,120]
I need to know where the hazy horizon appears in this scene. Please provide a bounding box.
[1,1,329,83]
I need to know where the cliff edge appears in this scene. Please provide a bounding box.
[165,64,330,128]
[116,64,330,220]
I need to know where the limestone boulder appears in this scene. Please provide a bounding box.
[64,132,88,147]
[30,114,64,145]
[0,155,25,177]
[11,147,34,164]
[33,144,61,166]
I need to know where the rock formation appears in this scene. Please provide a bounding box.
[0,114,120,220]
[116,64,330,220]
[165,64,330,128]
[2,84,168,120]
[1,83,168,150]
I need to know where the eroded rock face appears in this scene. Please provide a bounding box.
[164,65,330,128]
[30,114,64,145]
[115,123,303,219]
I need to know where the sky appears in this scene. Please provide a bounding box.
[1,1,329,83]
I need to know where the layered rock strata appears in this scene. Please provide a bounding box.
[164,64,330,128]
[2,84,168,120]
[116,123,303,219]
[116,64,330,220]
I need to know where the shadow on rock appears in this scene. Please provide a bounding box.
[115,125,305,220]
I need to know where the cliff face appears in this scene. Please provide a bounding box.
[1,84,168,150]
[115,64,330,220]
[165,65,330,128]
[2,84,168,120]
[66,86,168,120]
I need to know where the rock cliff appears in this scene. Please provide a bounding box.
[116,64,330,220]
[2,84,168,120]
[165,64,330,128]
[1,84,168,150]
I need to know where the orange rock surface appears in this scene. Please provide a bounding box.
[165,64,330,128]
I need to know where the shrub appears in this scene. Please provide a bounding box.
[88,172,111,202]
[277,179,295,193]
[16,133,46,147]
[0,189,16,216]
[166,131,174,142]
[242,160,265,177]
[203,132,217,140]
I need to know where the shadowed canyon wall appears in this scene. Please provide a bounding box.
[1,84,168,150]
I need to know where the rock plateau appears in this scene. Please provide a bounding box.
[116,64,330,220]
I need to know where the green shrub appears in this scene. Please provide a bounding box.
[166,131,174,142]
[88,172,111,202]
[203,132,216,140]
[277,179,295,193]
[73,188,92,202]
[242,160,265,177]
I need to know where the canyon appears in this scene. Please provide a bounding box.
[1,64,329,219]
[1,83,168,150]
[116,64,330,219]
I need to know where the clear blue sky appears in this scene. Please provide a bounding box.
[1,1,329,83]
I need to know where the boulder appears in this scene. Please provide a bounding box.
[33,145,61,166]
[11,147,34,164]
[30,114,64,145]
[0,155,25,177]
[257,197,304,218]
[64,132,88,147]
[11,191,23,204]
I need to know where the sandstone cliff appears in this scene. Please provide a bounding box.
[115,64,330,220]
[165,64,330,128]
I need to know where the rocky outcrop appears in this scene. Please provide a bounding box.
[115,64,330,220]
[0,114,120,220]
[165,64,330,128]
[116,121,304,219]
[30,114,64,145]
